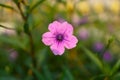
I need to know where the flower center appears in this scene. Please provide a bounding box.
[56,34,64,41]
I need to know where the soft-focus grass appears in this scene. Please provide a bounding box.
[0,0,120,80]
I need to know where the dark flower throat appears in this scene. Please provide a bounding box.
[56,34,64,41]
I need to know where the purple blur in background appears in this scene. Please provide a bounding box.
[9,50,18,62]
[103,51,113,62]
[78,28,89,40]
[93,42,104,52]
[79,17,89,25]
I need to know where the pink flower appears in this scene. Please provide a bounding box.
[42,21,78,55]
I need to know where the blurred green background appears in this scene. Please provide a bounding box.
[0,0,120,80]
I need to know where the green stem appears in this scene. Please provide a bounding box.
[29,0,45,13]
[16,2,27,21]
[0,24,15,30]
[15,2,36,79]
[28,32,35,66]
[102,37,113,54]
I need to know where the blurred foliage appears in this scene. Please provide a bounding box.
[0,0,120,80]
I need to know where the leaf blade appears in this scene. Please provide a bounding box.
[110,59,120,76]
[81,45,103,71]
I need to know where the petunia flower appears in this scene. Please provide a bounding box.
[42,21,78,55]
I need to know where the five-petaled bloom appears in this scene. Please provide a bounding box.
[42,21,78,55]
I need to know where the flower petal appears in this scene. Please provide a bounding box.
[61,22,73,35]
[48,21,73,35]
[64,35,78,49]
[48,21,61,33]
[50,42,65,55]
[42,32,55,46]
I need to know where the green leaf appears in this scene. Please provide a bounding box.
[112,72,120,80]
[80,45,103,71]
[110,59,120,76]
[90,74,105,80]
[62,66,74,80]
[30,66,45,80]
[43,65,52,80]
[36,48,47,68]
[0,36,25,51]
[0,76,17,80]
